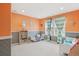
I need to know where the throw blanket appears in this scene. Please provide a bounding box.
[69,39,79,56]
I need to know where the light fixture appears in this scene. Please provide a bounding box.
[22,10,25,12]
[60,7,65,11]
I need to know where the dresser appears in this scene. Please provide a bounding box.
[19,30,28,44]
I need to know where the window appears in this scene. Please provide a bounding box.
[55,16,66,43]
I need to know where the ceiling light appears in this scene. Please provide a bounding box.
[22,10,25,12]
[60,7,65,11]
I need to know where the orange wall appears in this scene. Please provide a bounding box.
[39,10,79,32]
[11,10,79,32]
[39,19,47,31]
[0,3,11,36]
[11,13,39,32]
[65,10,79,32]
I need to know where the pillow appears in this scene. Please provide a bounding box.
[64,37,76,46]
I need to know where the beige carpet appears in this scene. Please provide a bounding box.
[11,41,60,56]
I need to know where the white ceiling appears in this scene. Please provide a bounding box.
[12,3,79,18]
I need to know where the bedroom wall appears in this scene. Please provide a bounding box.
[39,10,79,32]
[0,3,11,36]
[11,13,39,32]
[0,3,11,56]
[65,10,79,32]
[11,13,40,43]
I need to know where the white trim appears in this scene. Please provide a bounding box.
[0,36,12,40]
